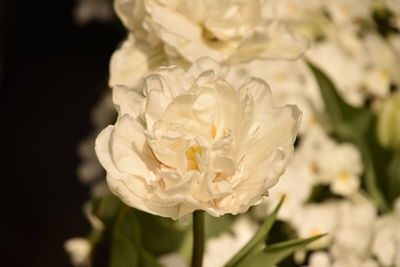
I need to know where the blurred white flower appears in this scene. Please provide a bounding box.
[319,143,362,197]
[254,157,312,222]
[295,127,362,196]
[114,0,308,64]
[307,251,331,267]
[74,0,113,25]
[306,41,365,106]
[307,249,379,267]
[324,0,372,25]
[64,238,91,267]
[204,217,257,267]
[386,0,400,30]
[307,33,400,106]
[263,0,327,39]
[158,253,187,267]
[76,94,114,197]
[292,201,339,249]
[109,34,167,89]
[372,197,400,267]
[389,34,400,57]
[331,195,377,259]
[95,57,301,220]
[331,256,379,267]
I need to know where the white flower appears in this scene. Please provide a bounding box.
[331,195,377,259]
[292,201,339,249]
[109,34,168,89]
[307,251,379,267]
[64,238,91,267]
[308,251,331,267]
[254,157,312,222]
[95,57,301,220]
[203,217,257,267]
[318,142,362,197]
[371,197,400,267]
[307,33,400,106]
[114,0,307,64]
[294,126,362,196]
[158,253,187,267]
[306,41,365,106]
[386,0,400,30]
[324,0,372,25]
[76,93,115,196]
[264,0,327,39]
[331,256,379,267]
[74,0,113,25]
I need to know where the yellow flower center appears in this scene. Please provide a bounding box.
[210,124,229,139]
[185,145,203,170]
[310,228,321,237]
[210,124,217,139]
[337,171,349,181]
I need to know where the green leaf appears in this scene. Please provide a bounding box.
[109,207,140,267]
[307,61,389,211]
[387,151,400,205]
[92,193,124,228]
[307,62,372,134]
[224,198,284,267]
[237,234,326,267]
[110,230,140,267]
[206,213,236,239]
[135,210,188,256]
[109,207,163,267]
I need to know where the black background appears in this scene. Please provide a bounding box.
[2,1,123,266]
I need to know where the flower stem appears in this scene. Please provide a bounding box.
[191,210,205,267]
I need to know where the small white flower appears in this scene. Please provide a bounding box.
[76,94,115,196]
[307,33,400,106]
[158,253,187,267]
[64,238,91,267]
[74,0,113,25]
[292,201,339,249]
[95,57,301,220]
[109,34,167,89]
[308,251,331,267]
[306,41,365,106]
[324,0,373,24]
[331,195,377,258]
[371,197,400,267]
[204,217,257,267]
[255,157,312,222]
[319,143,362,197]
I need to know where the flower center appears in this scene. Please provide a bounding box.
[337,171,349,181]
[310,228,321,237]
[185,145,203,170]
[210,124,217,139]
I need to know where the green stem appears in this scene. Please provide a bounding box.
[191,211,205,267]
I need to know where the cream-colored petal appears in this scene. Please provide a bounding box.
[229,20,309,64]
[243,103,301,168]
[96,127,150,211]
[111,115,158,178]
[113,85,144,121]
[109,35,166,89]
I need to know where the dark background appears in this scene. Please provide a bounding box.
[2,1,123,266]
